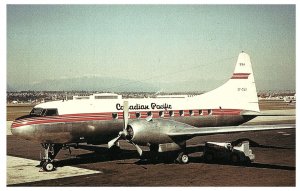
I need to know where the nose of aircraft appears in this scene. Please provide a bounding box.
[10,117,35,140]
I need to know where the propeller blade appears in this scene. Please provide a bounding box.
[123,101,129,129]
[108,134,121,148]
[129,141,143,156]
[108,101,129,149]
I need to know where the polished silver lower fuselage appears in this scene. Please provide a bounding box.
[11,114,255,144]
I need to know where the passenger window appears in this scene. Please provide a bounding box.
[159,111,164,117]
[169,111,174,117]
[208,109,212,115]
[199,110,203,115]
[147,111,152,117]
[135,112,141,118]
[189,110,194,116]
[112,113,118,119]
[179,110,184,116]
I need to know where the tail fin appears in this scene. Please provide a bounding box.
[200,52,260,112]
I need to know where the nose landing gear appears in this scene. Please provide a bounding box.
[40,143,62,172]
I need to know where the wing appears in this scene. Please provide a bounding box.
[167,124,295,138]
[241,110,295,116]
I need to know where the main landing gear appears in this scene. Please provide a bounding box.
[40,143,62,172]
[146,144,189,164]
[175,152,189,164]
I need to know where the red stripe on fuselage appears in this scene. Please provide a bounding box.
[12,109,242,128]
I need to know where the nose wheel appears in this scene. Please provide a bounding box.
[42,161,55,172]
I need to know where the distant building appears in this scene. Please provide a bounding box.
[73,93,122,100]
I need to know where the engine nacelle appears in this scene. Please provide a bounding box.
[125,119,183,146]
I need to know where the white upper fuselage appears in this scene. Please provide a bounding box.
[34,93,248,115]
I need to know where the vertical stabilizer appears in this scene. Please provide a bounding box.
[199,52,260,112]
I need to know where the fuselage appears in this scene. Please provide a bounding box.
[11,52,260,145]
[11,94,256,144]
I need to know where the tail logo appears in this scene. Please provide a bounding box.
[231,73,251,79]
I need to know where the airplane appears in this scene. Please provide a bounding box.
[11,52,295,171]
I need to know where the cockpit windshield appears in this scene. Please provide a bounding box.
[29,108,58,117]
[16,107,58,120]
[30,108,44,116]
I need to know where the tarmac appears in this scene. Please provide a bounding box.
[6,109,296,186]
[7,156,101,185]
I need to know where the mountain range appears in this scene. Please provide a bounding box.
[7,76,295,92]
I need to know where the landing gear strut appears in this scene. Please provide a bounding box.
[40,143,62,172]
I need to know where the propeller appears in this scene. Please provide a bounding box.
[108,101,143,156]
[128,140,143,156]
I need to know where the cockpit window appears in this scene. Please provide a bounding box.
[41,109,47,116]
[29,108,58,116]
[44,109,58,116]
[30,108,44,116]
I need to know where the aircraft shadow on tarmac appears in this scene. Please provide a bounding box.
[55,145,140,167]
[54,142,295,171]
[187,157,295,171]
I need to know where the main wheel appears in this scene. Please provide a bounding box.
[176,152,189,164]
[42,162,55,172]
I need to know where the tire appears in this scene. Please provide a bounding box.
[181,154,189,164]
[43,162,55,172]
[176,152,189,164]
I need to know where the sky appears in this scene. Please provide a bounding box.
[7,4,296,91]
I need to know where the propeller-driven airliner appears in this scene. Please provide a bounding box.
[11,52,295,171]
